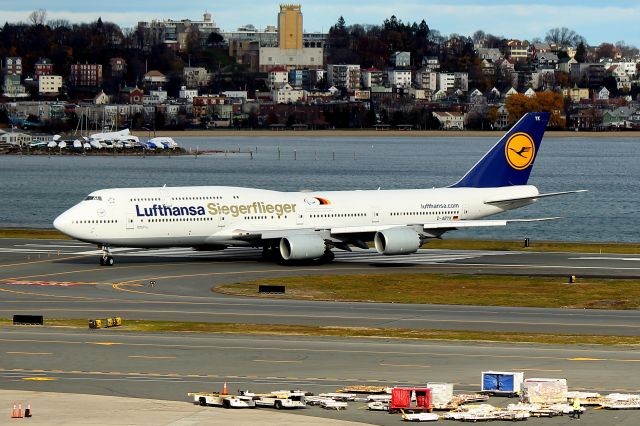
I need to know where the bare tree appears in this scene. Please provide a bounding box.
[28,9,47,26]
[472,30,486,44]
[615,40,639,58]
[48,18,70,29]
[544,27,585,47]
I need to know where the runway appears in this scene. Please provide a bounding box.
[2,327,640,425]
[1,238,640,335]
[1,238,640,425]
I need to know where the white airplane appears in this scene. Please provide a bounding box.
[54,112,584,266]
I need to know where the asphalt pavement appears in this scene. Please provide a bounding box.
[1,238,640,425]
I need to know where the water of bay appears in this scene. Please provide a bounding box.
[0,135,637,243]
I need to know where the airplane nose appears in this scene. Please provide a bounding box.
[53,212,70,235]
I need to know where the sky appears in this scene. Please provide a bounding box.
[1,0,639,47]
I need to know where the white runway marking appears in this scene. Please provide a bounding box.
[19,244,94,248]
[570,257,640,261]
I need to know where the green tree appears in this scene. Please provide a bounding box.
[575,42,587,63]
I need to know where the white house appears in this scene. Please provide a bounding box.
[493,105,509,130]
[387,69,412,88]
[268,66,289,89]
[0,131,32,147]
[504,87,519,97]
[149,89,168,103]
[272,83,305,103]
[433,111,465,130]
[221,91,248,101]
[392,51,410,67]
[143,70,167,86]
[93,91,109,105]
[596,86,610,100]
[183,67,210,88]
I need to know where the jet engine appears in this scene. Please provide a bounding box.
[279,234,327,260]
[374,227,421,255]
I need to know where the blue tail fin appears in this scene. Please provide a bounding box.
[450,112,550,188]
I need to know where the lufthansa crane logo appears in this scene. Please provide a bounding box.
[505,132,535,170]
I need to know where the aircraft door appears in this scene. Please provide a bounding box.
[126,215,135,230]
[371,206,380,223]
[218,214,226,227]
[296,209,304,225]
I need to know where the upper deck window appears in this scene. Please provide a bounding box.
[85,195,102,201]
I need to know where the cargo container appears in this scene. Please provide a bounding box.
[481,371,524,396]
[427,382,454,408]
[389,387,432,413]
[523,378,568,404]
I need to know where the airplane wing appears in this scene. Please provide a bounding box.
[485,190,587,208]
[231,217,561,241]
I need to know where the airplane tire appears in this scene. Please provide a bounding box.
[99,257,105,266]
[320,250,335,263]
[104,256,114,266]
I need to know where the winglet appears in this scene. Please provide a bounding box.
[450,112,550,188]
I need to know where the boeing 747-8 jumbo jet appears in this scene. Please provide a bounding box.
[54,112,584,266]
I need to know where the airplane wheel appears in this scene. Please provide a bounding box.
[99,257,105,266]
[320,250,335,263]
[102,256,114,266]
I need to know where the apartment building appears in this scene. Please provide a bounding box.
[437,72,469,91]
[506,40,529,61]
[69,63,103,87]
[38,75,62,94]
[3,57,22,75]
[327,64,360,90]
[387,69,412,88]
[34,58,54,80]
[361,68,384,88]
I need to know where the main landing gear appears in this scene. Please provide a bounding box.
[320,249,335,263]
[99,245,114,266]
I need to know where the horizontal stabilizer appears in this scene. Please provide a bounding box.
[485,190,587,208]
[506,217,562,223]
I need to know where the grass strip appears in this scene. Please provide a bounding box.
[216,274,640,309]
[0,228,70,239]
[1,318,638,346]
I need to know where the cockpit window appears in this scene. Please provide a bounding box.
[85,195,102,201]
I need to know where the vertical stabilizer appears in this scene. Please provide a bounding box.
[450,112,550,188]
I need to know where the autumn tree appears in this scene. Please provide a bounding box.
[596,43,617,60]
[505,92,565,128]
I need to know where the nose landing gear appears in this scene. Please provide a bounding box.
[99,245,114,266]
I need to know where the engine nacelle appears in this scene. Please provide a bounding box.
[279,234,327,260]
[374,227,421,255]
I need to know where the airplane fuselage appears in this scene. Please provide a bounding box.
[54,184,538,248]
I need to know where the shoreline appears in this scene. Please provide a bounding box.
[131,129,640,138]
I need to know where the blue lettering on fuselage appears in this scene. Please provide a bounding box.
[135,204,206,217]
